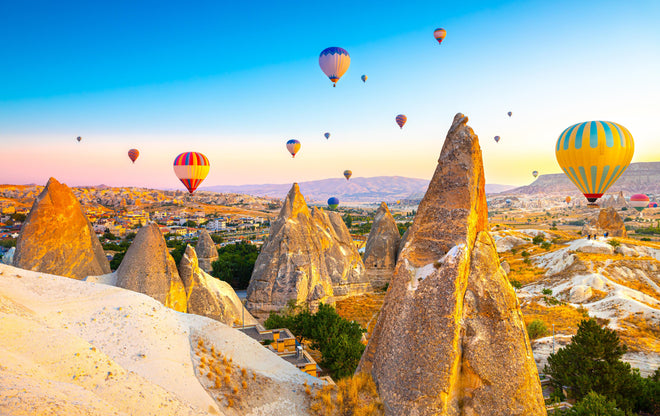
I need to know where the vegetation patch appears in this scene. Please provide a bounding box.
[309,372,383,416]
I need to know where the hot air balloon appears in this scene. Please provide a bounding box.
[396,114,407,129]
[565,196,572,204]
[173,152,210,194]
[319,47,350,87]
[649,202,658,208]
[494,136,500,143]
[76,136,81,142]
[505,199,512,205]
[361,75,367,83]
[343,170,352,181]
[327,197,339,210]
[507,111,512,117]
[324,132,330,140]
[286,139,301,158]
[630,194,650,212]
[433,28,446,45]
[128,149,139,163]
[555,121,634,206]
[532,170,539,178]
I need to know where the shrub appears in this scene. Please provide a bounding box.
[310,372,383,416]
[541,241,552,250]
[510,279,522,291]
[608,239,621,248]
[527,319,548,339]
[542,288,553,296]
[532,235,545,245]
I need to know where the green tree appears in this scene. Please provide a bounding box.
[102,231,118,240]
[211,241,260,289]
[210,233,223,244]
[0,238,16,248]
[169,242,187,265]
[527,319,548,339]
[109,251,125,271]
[342,214,352,228]
[183,220,197,227]
[566,391,628,416]
[532,235,544,245]
[397,222,411,237]
[545,319,635,410]
[11,212,27,222]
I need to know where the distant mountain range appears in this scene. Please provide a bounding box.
[201,176,516,204]
[509,161,660,196]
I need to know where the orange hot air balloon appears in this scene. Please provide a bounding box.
[396,114,407,129]
[433,28,446,45]
[173,152,210,194]
[343,170,352,181]
[128,149,139,163]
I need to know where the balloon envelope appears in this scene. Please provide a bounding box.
[494,136,500,143]
[565,196,572,204]
[396,114,407,129]
[532,170,539,178]
[327,197,339,209]
[173,152,210,194]
[324,132,330,140]
[343,170,352,180]
[630,194,650,212]
[433,28,446,44]
[319,47,350,87]
[508,111,512,117]
[128,148,139,163]
[76,136,81,142]
[649,202,658,208]
[361,74,367,82]
[555,121,634,204]
[286,139,301,157]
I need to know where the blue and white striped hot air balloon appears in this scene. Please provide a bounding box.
[319,47,350,87]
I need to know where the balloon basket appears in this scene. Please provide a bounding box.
[587,203,599,209]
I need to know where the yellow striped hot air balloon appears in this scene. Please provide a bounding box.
[173,152,210,194]
[555,121,634,205]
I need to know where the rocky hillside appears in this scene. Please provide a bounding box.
[508,161,660,196]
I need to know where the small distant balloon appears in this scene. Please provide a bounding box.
[630,194,650,212]
[319,47,350,87]
[286,139,301,158]
[128,149,139,163]
[507,111,512,117]
[396,114,407,129]
[361,74,367,83]
[649,202,658,208]
[494,136,500,143]
[433,28,446,45]
[505,199,512,205]
[532,170,539,178]
[76,136,81,142]
[173,151,210,194]
[343,170,352,181]
[565,196,572,204]
[324,132,330,140]
[327,197,339,209]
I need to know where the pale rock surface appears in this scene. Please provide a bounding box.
[246,184,370,318]
[179,245,257,326]
[116,223,187,312]
[0,263,319,416]
[195,229,219,273]
[358,113,545,415]
[13,177,110,279]
[363,202,401,289]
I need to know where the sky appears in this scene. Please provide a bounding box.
[1,0,659,190]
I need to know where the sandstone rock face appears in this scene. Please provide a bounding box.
[194,229,218,273]
[358,114,545,415]
[116,223,187,312]
[179,245,257,326]
[13,177,111,279]
[246,184,370,318]
[597,207,627,237]
[363,202,401,289]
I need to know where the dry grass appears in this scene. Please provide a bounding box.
[521,301,589,335]
[617,313,660,353]
[310,372,384,416]
[335,293,386,339]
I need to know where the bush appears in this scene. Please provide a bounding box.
[564,391,629,415]
[527,319,548,339]
[510,279,522,291]
[532,235,545,245]
[542,288,553,295]
[0,238,16,248]
[608,239,621,248]
[541,241,552,250]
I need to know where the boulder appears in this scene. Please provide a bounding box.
[363,202,401,289]
[597,207,627,237]
[178,245,257,326]
[569,285,593,303]
[358,114,545,415]
[194,229,218,273]
[246,184,370,319]
[495,235,528,253]
[13,177,110,279]
[116,223,187,312]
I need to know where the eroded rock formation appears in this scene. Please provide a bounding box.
[246,184,370,318]
[358,113,545,415]
[179,245,257,326]
[13,177,110,279]
[194,229,218,273]
[363,202,401,289]
[116,223,187,312]
[597,207,627,237]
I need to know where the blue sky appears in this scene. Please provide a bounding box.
[1,0,659,189]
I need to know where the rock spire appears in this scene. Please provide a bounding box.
[194,229,218,273]
[358,114,545,415]
[363,202,401,289]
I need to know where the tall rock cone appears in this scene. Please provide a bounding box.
[195,229,219,273]
[116,223,187,312]
[179,245,257,326]
[246,183,370,319]
[358,114,545,415]
[13,177,110,279]
[363,202,401,289]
